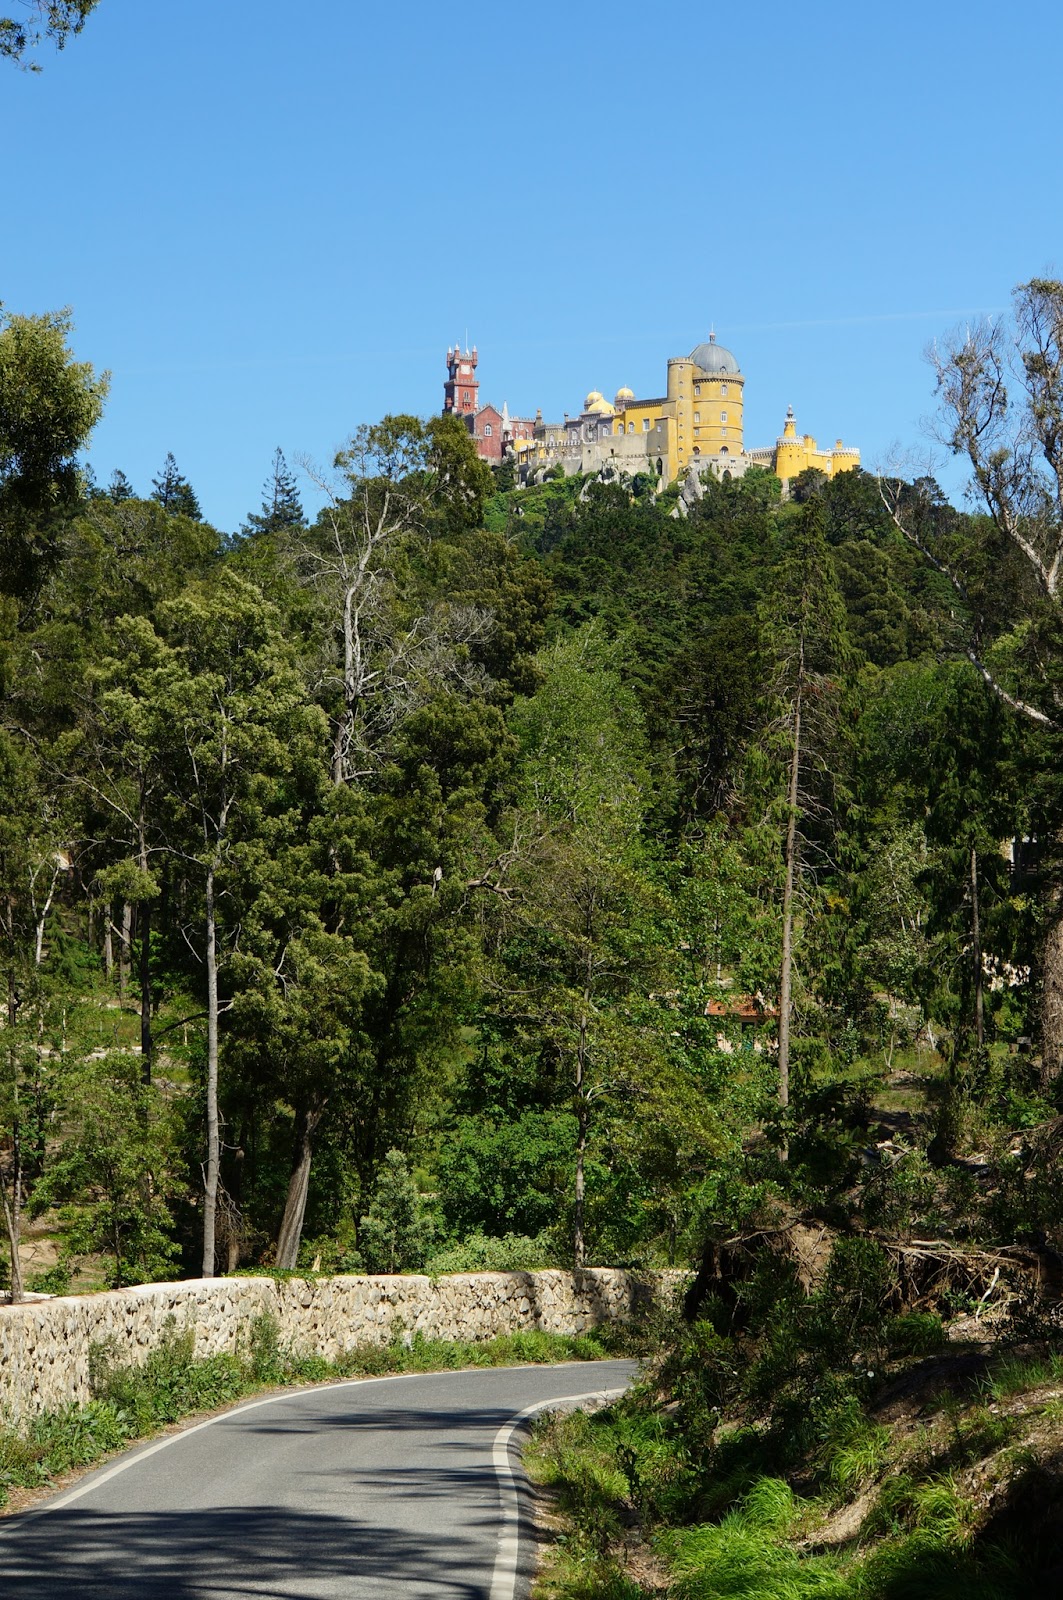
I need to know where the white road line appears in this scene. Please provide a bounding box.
[489,1386,629,1600]
[4,1362,626,1535]
[12,1369,432,1521]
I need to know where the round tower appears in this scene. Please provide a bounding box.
[688,334,744,460]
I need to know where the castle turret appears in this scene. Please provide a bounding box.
[443,344,479,417]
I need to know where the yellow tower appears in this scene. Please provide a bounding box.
[773,405,806,482]
[770,404,861,484]
[683,336,744,470]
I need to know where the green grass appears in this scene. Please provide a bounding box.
[978,1350,1063,1403]
[0,1319,621,1510]
[526,1396,1033,1600]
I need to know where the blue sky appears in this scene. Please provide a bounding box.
[3,0,1061,531]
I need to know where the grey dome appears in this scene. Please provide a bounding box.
[689,339,740,375]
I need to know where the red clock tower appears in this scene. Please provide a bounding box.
[443,344,479,417]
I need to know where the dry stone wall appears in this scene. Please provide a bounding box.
[0,1269,670,1423]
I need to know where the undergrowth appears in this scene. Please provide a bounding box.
[0,1317,622,1511]
[526,1270,1063,1600]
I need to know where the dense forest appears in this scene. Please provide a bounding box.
[2,285,1063,1326]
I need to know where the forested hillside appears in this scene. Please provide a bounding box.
[2,287,1063,1332]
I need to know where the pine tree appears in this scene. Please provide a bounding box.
[151,453,202,520]
[107,468,134,503]
[240,447,305,538]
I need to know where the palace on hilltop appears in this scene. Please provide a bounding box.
[442,335,859,491]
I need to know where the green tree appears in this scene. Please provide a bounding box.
[31,1052,177,1288]
[1,1,98,67]
[357,1148,436,1273]
[481,632,687,1266]
[756,498,852,1114]
[107,468,134,503]
[151,453,202,521]
[96,571,322,1275]
[0,730,72,1301]
[240,447,305,539]
[883,280,1063,1078]
[0,308,108,606]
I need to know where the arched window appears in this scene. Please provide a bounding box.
[484,424,493,436]
[628,421,634,433]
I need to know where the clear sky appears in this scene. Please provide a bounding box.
[3,0,1061,531]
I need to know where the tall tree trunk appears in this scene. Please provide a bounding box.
[3,973,23,1301]
[1042,882,1063,1091]
[275,1101,325,1271]
[1,1160,22,1304]
[573,1005,590,1271]
[139,899,152,1085]
[103,906,113,976]
[2,970,22,1304]
[118,900,132,1000]
[201,867,220,1278]
[138,826,153,1085]
[971,845,984,1052]
[225,1128,247,1273]
[778,675,803,1124]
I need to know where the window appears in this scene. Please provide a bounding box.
[642,418,650,431]
[720,384,728,396]
[484,424,493,436]
[694,385,701,397]
[721,411,727,422]
[628,421,634,433]
[463,391,470,404]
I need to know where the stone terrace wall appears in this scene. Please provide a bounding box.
[0,1269,672,1423]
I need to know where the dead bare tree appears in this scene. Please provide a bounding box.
[299,418,494,788]
[880,280,1063,1080]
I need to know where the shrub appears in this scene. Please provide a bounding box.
[424,1230,554,1274]
[358,1150,437,1273]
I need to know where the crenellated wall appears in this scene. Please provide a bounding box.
[0,1269,673,1422]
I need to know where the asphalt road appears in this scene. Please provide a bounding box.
[0,1359,636,1599]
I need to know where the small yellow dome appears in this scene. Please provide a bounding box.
[584,390,604,410]
[615,386,635,402]
[587,398,616,416]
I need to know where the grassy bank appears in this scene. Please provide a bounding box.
[0,1319,626,1512]
[526,1339,1063,1599]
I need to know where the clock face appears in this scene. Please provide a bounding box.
[460,364,471,374]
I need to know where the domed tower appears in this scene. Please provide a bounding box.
[685,333,744,463]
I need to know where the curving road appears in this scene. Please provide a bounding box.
[0,1359,636,1599]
